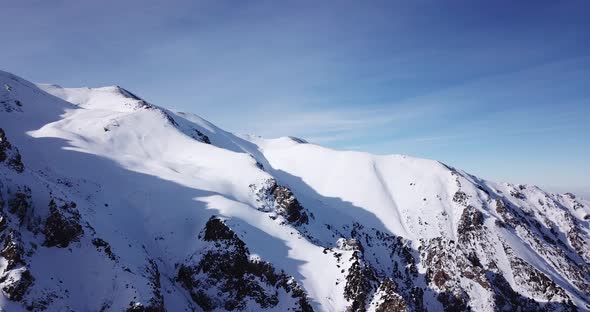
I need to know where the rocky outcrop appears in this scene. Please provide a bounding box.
[7,188,31,225]
[0,184,34,304]
[1,230,25,271]
[420,238,482,310]
[374,279,409,312]
[493,196,590,299]
[132,100,179,127]
[127,259,165,312]
[452,191,468,206]
[190,128,211,144]
[457,206,484,243]
[0,128,9,163]
[43,199,83,248]
[0,268,33,301]
[92,238,118,262]
[344,249,377,312]
[272,183,309,225]
[177,217,313,312]
[251,179,310,226]
[506,248,568,302]
[0,128,24,173]
[0,226,33,303]
[337,224,422,311]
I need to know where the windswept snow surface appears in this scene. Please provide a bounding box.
[0,70,588,311]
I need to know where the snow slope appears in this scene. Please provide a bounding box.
[0,70,589,311]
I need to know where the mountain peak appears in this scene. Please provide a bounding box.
[0,70,589,311]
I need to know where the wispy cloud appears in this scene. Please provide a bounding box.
[2,1,588,191]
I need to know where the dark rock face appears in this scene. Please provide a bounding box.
[374,279,409,312]
[252,179,310,226]
[0,185,34,304]
[177,217,313,312]
[1,231,25,270]
[43,200,83,248]
[344,249,376,312]
[0,128,9,163]
[116,86,142,101]
[191,129,211,144]
[8,189,31,224]
[145,259,165,311]
[510,189,526,200]
[133,100,179,127]
[271,184,309,226]
[0,128,24,173]
[436,290,471,312]
[288,137,308,144]
[508,252,567,301]
[0,268,34,301]
[493,195,590,300]
[126,302,165,312]
[127,259,165,312]
[457,206,484,243]
[338,224,423,312]
[202,217,236,241]
[485,272,578,312]
[452,191,468,206]
[92,238,118,262]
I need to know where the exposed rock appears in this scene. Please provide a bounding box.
[495,199,506,214]
[437,289,471,312]
[0,128,24,173]
[0,268,34,301]
[0,215,6,232]
[43,200,83,248]
[271,183,309,226]
[202,217,237,241]
[487,272,542,311]
[409,287,426,312]
[510,189,526,200]
[25,293,60,311]
[251,179,310,226]
[337,238,364,252]
[453,191,468,206]
[374,278,409,312]
[457,206,484,243]
[191,129,211,144]
[505,247,568,302]
[8,189,31,224]
[1,231,25,270]
[177,217,313,312]
[92,238,118,262]
[344,250,376,312]
[421,237,491,310]
[433,270,451,288]
[0,128,9,163]
[127,259,165,312]
[126,301,165,312]
[288,136,308,144]
[132,101,179,127]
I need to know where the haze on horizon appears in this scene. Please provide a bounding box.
[1,0,589,197]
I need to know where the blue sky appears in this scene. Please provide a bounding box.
[1,0,589,196]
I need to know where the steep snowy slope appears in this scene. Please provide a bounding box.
[0,70,589,311]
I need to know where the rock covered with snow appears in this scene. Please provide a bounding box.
[0,69,588,311]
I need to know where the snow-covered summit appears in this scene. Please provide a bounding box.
[1,70,589,311]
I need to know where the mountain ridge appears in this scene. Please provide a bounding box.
[0,69,589,311]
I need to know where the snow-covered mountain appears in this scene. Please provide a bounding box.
[0,69,589,312]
